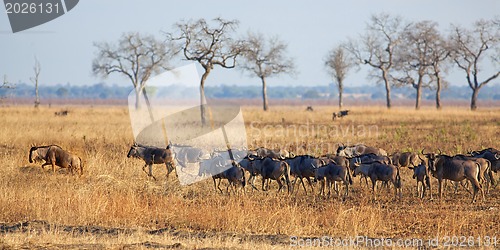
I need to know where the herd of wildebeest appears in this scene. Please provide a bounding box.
[27,143,500,203]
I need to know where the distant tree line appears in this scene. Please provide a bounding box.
[2,82,499,101]
[326,13,499,110]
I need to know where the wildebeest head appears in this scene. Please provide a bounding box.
[127,144,139,158]
[29,146,39,163]
[421,148,438,172]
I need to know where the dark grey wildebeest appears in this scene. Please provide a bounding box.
[353,161,401,199]
[212,162,246,194]
[408,161,432,199]
[470,148,500,173]
[29,145,83,175]
[249,157,291,193]
[423,150,484,203]
[315,162,353,197]
[285,155,324,195]
[127,143,175,181]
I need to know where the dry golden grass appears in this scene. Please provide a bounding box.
[0,105,499,249]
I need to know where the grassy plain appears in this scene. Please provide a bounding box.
[0,105,499,249]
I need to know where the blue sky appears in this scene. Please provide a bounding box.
[1,0,499,89]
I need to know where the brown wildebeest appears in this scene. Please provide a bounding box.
[127,143,175,181]
[29,145,83,175]
[391,152,420,168]
[337,144,387,157]
[423,149,484,203]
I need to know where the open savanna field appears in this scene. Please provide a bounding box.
[0,105,499,249]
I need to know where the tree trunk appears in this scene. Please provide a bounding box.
[415,84,421,110]
[382,70,392,109]
[470,87,479,111]
[200,70,210,125]
[338,81,343,109]
[260,76,268,111]
[435,74,442,110]
[34,82,40,108]
[135,87,141,110]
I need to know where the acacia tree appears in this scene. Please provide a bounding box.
[324,44,355,109]
[30,57,41,108]
[394,21,445,110]
[450,19,500,110]
[346,13,408,109]
[92,32,174,109]
[170,17,242,124]
[429,35,451,110]
[240,32,295,111]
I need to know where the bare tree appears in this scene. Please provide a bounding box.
[92,32,174,109]
[394,21,446,110]
[240,32,295,111]
[1,75,12,89]
[450,19,500,110]
[346,13,408,109]
[169,17,242,124]
[30,57,41,108]
[429,37,451,110]
[324,44,355,109]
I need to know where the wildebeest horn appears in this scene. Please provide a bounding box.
[496,153,500,160]
[421,148,426,155]
[437,149,443,155]
[418,155,426,163]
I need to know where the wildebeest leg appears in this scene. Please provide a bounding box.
[438,179,443,200]
[371,178,377,200]
[300,177,308,195]
[305,177,314,193]
[41,162,51,170]
[470,178,484,203]
[249,175,258,191]
[262,178,267,191]
[276,179,284,192]
[344,180,349,197]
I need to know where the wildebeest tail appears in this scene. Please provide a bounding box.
[486,160,496,186]
[347,167,353,185]
[395,167,402,188]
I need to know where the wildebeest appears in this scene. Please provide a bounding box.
[353,161,401,199]
[391,152,420,168]
[408,162,432,199]
[29,145,83,175]
[349,153,391,169]
[248,147,293,160]
[212,162,246,194]
[337,144,387,157]
[423,149,484,203]
[127,143,175,181]
[452,154,495,193]
[249,157,291,193]
[332,110,349,120]
[469,148,500,173]
[315,162,353,197]
[54,110,69,116]
[285,155,324,194]
[172,145,210,168]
